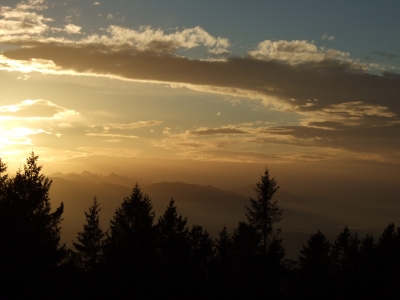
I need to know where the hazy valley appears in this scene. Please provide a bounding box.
[49,170,400,259]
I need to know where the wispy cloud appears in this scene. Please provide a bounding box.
[189,128,248,135]
[86,133,138,138]
[0,99,80,120]
[0,0,52,40]
[0,99,81,148]
[373,51,399,60]
[108,120,163,130]
[322,33,335,41]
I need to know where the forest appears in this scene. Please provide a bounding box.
[0,152,399,299]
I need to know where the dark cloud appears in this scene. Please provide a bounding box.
[190,128,248,135]
[3,44,400,116]
[259,123,400,157]
[373,51,399,59]
[3,43,400,162]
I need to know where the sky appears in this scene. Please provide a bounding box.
[0,0,400,185]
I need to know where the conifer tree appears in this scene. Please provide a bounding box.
[157,198,190,262]
[188,225,215,296]
[0,152,65,298]
[0,157,8,197]
[189,225,215,268]
[0,157,9,216]
[158,198,188,242]
[298,231,334,300]
[104,183,155,257]
[215,226,232,261]
[245,167,282,254]
[331,226,360,276]
[232,222,262,257]
[156,198,191,296]
[375,223,400,296]
[73,196,105,272]
[102,183,157,297]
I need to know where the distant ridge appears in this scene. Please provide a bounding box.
[49,170,149,188]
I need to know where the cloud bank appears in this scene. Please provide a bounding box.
[1,0,400,164]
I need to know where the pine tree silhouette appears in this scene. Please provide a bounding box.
[156,198,191,296]
[245,167,281,254]
[298,230,334,300]
[0,152,65,298]
[102,183,157,297]
[73,196,105,273]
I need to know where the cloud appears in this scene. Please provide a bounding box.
[257,123,400,161]
[321,101,396,118]
[86,133,138,139]
[77,147,141,157]
[76,25,230,55]
[174,148,336,163]
[108,120,163,130]
[176,142,207,149]
[64,24,81,34]
[155,118,400,163]
[0,53,63,74]
[85,120,162,141]
[0,99,81,149]
[102,139,122,143]
[373,51,399,60]
[248,40,348,64]
[87,120,162,135]
[15,0,47,11]
[93,2,100,5]
[190,128,248,135]
[4,43,399,118]
[1,14,399,164]
[0,0,52,37]
[322,33,335,41]
[0,99,80,120]
[0,127,48,147]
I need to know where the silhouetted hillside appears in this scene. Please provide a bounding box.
[47,175,331,259]
[231,184,400,234]
[144,181,249,235]
[48,171,400,259]
[49,177,131,244]
[3,156,400,299]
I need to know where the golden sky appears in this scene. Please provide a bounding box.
[0,0,399,176]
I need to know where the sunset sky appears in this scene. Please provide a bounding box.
[1,0,399,182]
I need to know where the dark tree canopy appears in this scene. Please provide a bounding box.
[1,155,400,299]
[0,152,65,298]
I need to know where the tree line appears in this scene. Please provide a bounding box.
[0,152,399,299]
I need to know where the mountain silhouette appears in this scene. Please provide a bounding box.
[48,173,338,259]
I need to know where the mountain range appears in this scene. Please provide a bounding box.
[48,171,400,259]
